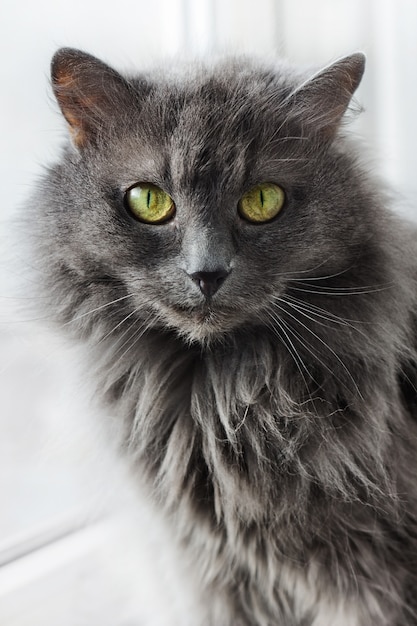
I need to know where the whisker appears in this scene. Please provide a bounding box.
[283,294,362,323]
[272,299,363,400]
[286,261,355,281]
[282,295,379,349]
[278,296,374,341]
[288,265,358,282]
[277,316,334,386]
[277,315,353,401]
[94,308,140,346]
[288,284,392,297]
[279,296,352,329]
[107,310,156,368]
[103,301,156,354]
[0,294,50,301]
[269,257,338,279]
[265,308,316,399]
[295,280,394,291]
[63,293,133,326]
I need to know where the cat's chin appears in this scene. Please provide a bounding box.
[157,302,239,344]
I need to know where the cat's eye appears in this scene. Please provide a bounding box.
[125,183,175,224]
[238,183,285,223]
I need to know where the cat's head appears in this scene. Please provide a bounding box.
[38,49,371,345]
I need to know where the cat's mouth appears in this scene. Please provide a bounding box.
[186,305,216,324]
[157,300,239,341]
[173,302,221,324]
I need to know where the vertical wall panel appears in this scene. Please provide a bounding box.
[213,0,282,56]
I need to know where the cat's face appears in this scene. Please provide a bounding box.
[42,50,368,344]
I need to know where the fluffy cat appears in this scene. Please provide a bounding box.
[29,48,417,625]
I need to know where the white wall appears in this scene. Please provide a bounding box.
[1,0,416,587]
[1,1,416,623]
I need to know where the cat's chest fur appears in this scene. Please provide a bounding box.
[101,333,400,626]
[279,563,364,626]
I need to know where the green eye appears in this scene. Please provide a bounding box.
[125,183,175,224]
[238,183,285,223]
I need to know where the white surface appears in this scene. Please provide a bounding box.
[1,1,417,624]
[0,509,200,626]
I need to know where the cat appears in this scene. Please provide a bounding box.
[29,47,417,625]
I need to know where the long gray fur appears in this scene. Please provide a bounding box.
[30,49,417,625]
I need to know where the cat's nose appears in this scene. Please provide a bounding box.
[188,269,230,298]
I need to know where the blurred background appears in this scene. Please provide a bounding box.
[1,0,417,624]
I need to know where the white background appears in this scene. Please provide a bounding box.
[1,0,417,624]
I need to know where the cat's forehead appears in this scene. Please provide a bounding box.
[146,57,294,95]
[126,62,298,191]
[142,60,294,131]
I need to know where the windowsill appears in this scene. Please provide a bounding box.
[0,502,200,626]
[0,512,148,626]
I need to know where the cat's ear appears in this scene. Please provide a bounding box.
[289,53,365,138]
[51,48,134,148]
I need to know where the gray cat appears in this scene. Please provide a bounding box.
[30,48,417,625]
